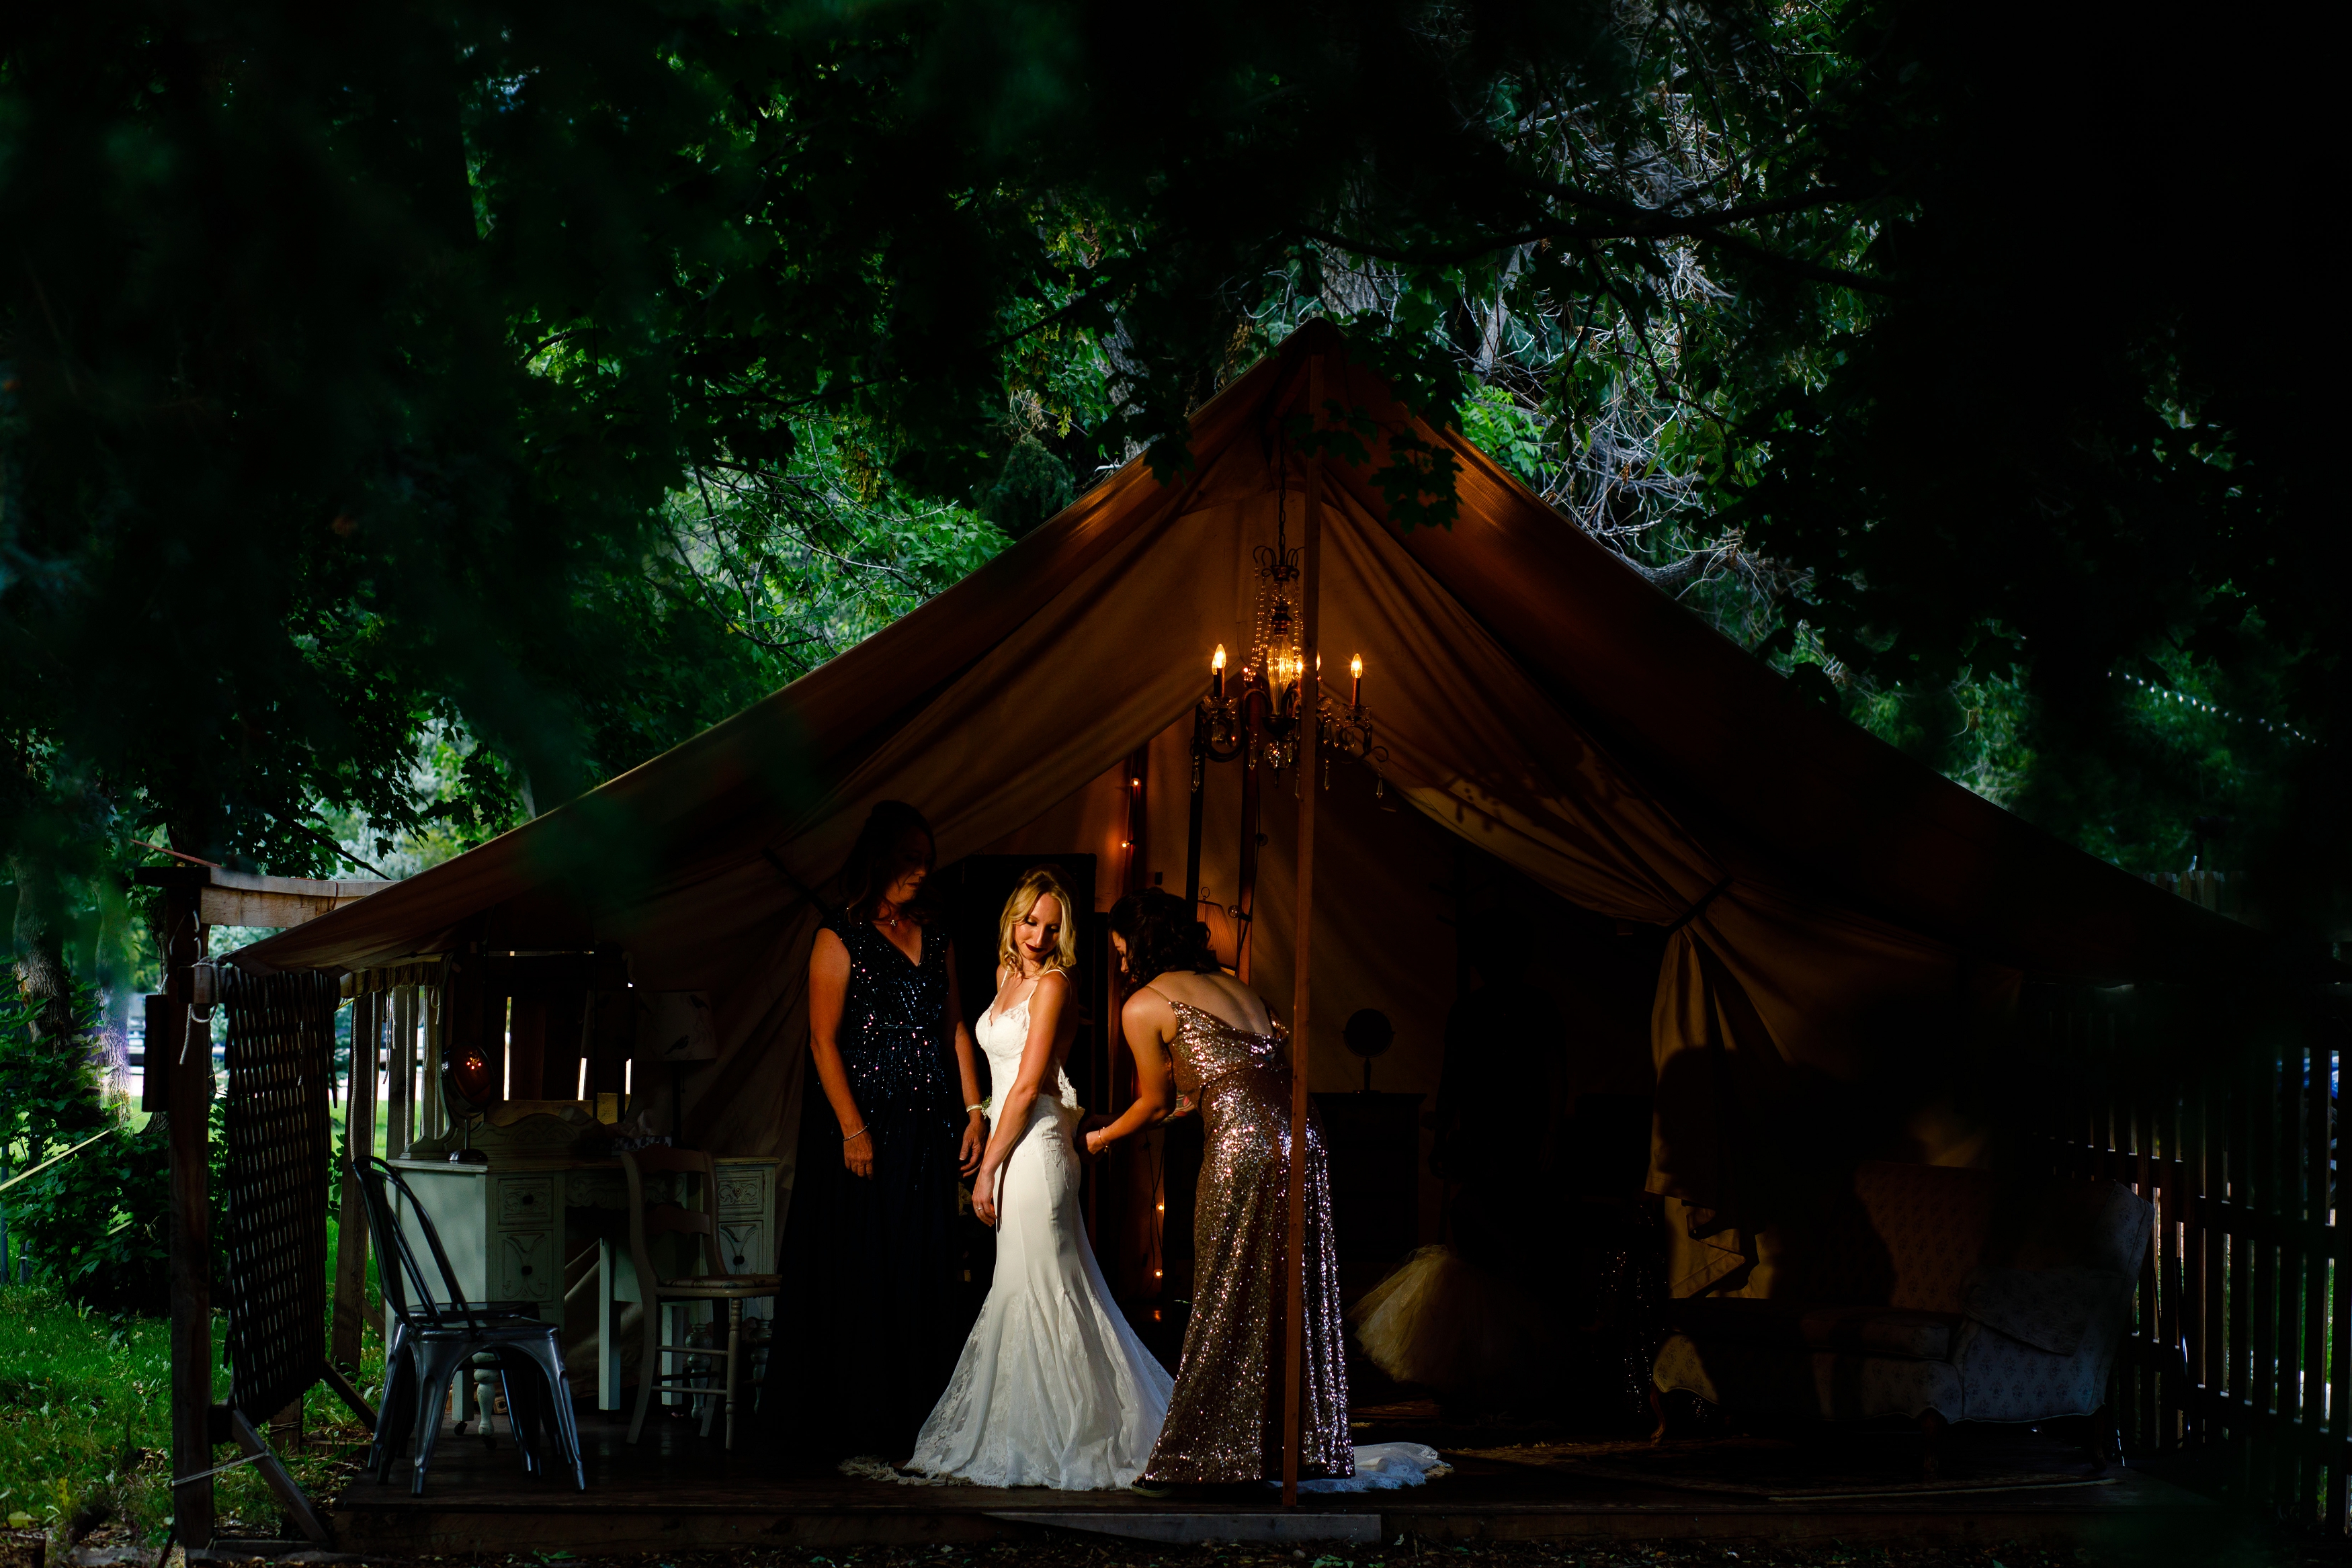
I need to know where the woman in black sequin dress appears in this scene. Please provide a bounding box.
[763,802,989,1464]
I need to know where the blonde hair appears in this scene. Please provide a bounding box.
[997,865,1082,978]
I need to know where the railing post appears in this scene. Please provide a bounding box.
[162,873,214,1549]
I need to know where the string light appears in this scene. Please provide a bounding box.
[2112,670,2311,744]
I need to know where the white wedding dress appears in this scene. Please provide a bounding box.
[905,993,1174,1488]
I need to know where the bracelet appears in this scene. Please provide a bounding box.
[842,1125,868,1143]
[966,1102,985,1114]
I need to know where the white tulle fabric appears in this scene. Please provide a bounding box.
[905,996,1174,1488]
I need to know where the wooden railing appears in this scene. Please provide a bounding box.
[2025,981,2352,1528]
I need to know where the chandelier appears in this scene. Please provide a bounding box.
[1196,464,1386,797]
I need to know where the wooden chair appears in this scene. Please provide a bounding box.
[620,1146,781,1448]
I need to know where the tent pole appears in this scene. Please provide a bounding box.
[330,988,376,1374]
[1121,742,1153,1295]
[1185,709,1207,928]
[1281,353,1325,1508]
[1235,697,1262,984]
[162,873,216,1550]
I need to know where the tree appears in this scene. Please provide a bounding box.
[4,0,2337,975]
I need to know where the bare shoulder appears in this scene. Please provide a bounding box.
[1034,968,1072,998]
[1121,984,1175,1029]
[809,926,849,982]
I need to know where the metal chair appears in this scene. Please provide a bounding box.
[353,1156,587,1493]
[621,1147,780,1449]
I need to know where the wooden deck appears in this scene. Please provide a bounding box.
[331,1404,2234,1556]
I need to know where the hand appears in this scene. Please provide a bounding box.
[842,1127,876,1179]
[972,1160,1002,1227]
[960,1109,988,1176]
[1083,1126,1113,1158]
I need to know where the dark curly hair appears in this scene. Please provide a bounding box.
[832,800,939,925]
[1107,888,1218,984]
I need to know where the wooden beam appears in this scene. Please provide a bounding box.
[343,957,448,996]
[135,865,390,932]
[226,1407,329,1544]
[1185,709,1208,924]
[1235,700,1263,984]
[163,879,214,1549]
[198,887,349,929]
[206,868,390,901]
[331,991,377,1374]
[384,988,414,1161]
[320,1362,377,1432]
[1280,353,1325,1509]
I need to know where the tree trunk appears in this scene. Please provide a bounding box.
[9,853,76,1044]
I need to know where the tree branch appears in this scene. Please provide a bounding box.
[1685,227,1899,296]
[1298,187,1898,296]
[269,815,391,879]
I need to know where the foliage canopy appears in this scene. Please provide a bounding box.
[0,0,2337,980]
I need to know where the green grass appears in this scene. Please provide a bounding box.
[0,1216,384,1548]
[0,1059,437,1549]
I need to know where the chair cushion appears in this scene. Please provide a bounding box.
[1667,1297,1960,1360]
[1797,1305,1959,1360]
[1962,1266,2132,1356]
[1653,1332,1967,1423]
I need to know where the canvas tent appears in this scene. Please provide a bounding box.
[239,320,2257,1300]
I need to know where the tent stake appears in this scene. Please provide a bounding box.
[1281,353,1325,1508]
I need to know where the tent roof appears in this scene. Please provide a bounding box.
[241,321,2256,984]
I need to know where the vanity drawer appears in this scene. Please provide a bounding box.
[496,1175,555,1229]
[717,1220,764,1276]
[496,1229,557,1306]
[715,1165,769,1218]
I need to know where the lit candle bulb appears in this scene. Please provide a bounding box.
[1350,653,1363,707]
[1212,644,1226,700]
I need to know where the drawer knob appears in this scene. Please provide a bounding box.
[520,1264,534,1276]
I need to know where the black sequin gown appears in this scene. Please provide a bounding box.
[763,916,964,1463]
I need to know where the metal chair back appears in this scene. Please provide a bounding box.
[352,1154,503,1332]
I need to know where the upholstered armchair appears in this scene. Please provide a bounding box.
[1651,1161,2152,1464]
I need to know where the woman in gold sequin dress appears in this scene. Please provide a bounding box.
[1084,889,1353,1485]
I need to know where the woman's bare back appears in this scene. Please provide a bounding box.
[1147,969,1274,1036]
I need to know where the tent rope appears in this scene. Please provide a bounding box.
[761,846,838,922]
[1661,876,1734,936]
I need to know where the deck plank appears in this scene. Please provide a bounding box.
[332,1409,2227,1553]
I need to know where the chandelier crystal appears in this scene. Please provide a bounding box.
[1195,462,1386,797]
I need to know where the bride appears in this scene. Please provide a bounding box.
[904,865,1173,1487]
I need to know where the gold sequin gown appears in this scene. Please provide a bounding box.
[1140,1000,1352,1483]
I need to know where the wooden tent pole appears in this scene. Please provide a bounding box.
[329,989,377,1373]
[1281,353,1325,1508]
[161,875,215,1549]
[1185,709,1208,926]
[1235,698,1262,984]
